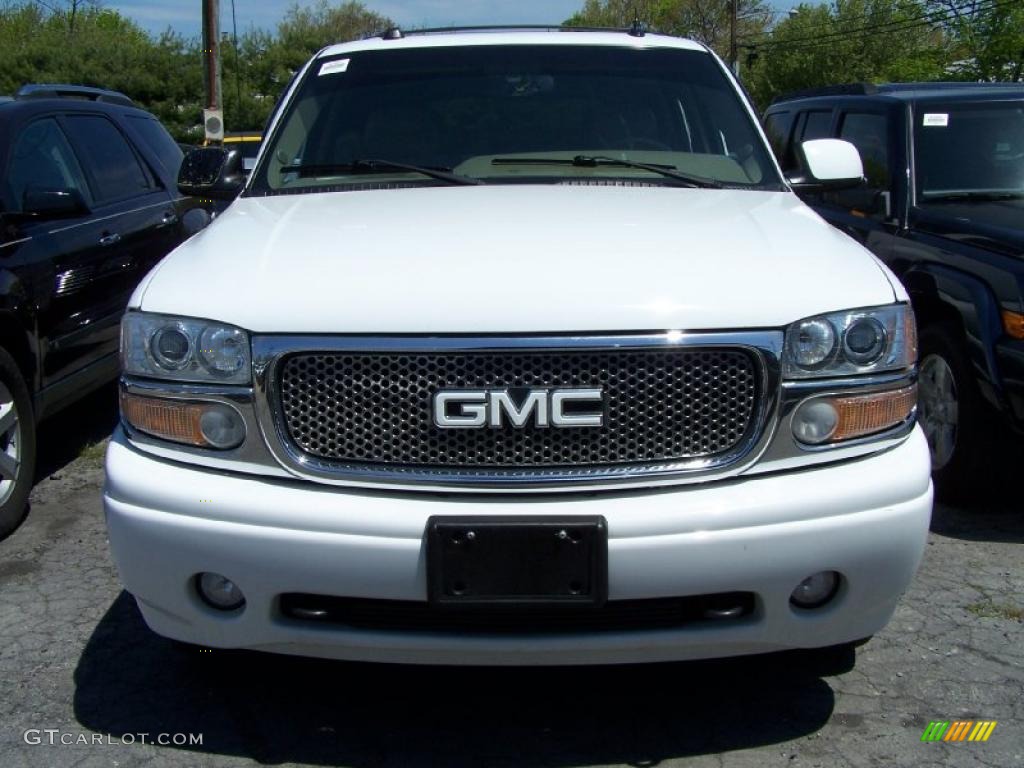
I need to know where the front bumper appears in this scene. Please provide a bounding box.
[103,427,933,665]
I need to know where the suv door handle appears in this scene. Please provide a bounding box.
[160,211,179,226]
[99,232,122,247]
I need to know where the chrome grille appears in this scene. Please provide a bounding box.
[277,348,760,469]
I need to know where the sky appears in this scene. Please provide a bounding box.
[107,0,592,38]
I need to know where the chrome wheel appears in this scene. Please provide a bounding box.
[0,381,21,505]
[919,353,958,470]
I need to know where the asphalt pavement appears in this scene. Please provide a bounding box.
[0,384,1020,767]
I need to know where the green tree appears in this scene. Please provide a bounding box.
[927,0,1024,81]
[276,0,391,62]
[0,0,394,140]
[744,0,949,108]
[565,0,773,57]
[222,1,394,131]
[0,2,203,139]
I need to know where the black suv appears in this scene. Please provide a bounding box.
[764,83,1024,498]
[0,84,208,537]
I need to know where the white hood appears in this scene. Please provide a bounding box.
[136,185,898,333]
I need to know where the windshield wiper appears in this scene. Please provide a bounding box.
[491,155,723,188]
[279,159,482,186]
[922,191,1024,202]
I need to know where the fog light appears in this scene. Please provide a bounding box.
[196,572,246,611]
[790,571,840,609]
[199,404,246,449]
[792,399,839,444]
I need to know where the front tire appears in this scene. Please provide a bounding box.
[917,323,986,501]
[0,346,36,540]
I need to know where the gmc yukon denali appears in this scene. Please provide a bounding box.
[103,28,933,666]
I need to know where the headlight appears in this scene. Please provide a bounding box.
[788,318,836,369]
[783,304,916,379]
[122,312,252,384]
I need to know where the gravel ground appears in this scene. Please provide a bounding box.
[0,384,1020,768]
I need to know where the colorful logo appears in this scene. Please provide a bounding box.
[921,721,997,742]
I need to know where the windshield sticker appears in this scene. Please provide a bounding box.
[923,113,949,127]
[318,59,350,76]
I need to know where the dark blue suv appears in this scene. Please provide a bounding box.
[764,82,1024,500]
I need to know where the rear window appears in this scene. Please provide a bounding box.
[127,115,184,180]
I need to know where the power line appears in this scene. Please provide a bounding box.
[745,0,1009,51]
[742,0,994,42]
[746,0,996,48]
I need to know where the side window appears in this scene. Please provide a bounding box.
[763,111,793,169]
[801,110,833,141]
[65,114,154,204]
[6,118,91,213]
[838,112,890,190]
[784,109,832,176]
[828,111,892,218]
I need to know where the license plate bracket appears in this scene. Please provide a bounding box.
[427,516,608,606]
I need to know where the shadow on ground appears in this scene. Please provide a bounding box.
[928,424,1024,544]
[74,593,839,766]
[931,499,1024,544]
[34,382,119,482]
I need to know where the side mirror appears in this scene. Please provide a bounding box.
[21,186,89,218]
[789,139,865,192]
[178,147,244,201]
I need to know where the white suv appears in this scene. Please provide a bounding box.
[104,28,932,666]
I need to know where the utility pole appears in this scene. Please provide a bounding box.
[231,0,242,125]
[729,0,738,76]
[201,0,224,143]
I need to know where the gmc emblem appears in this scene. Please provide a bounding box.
[433,388,605,429]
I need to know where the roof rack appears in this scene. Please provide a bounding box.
[771,80,1024,105]
[771,83,879,104]
[874,81,1024,92]
[15,84,134,107]
[376,24,653,38]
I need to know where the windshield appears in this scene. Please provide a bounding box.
[915,101,1024,202]
[250,44,784,194]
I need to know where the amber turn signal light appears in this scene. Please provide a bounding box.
[121,392,247,449]
[792,385,917,445]
[1002,310,1024,341]
[831,385,918,441]
[121,392,209,446]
